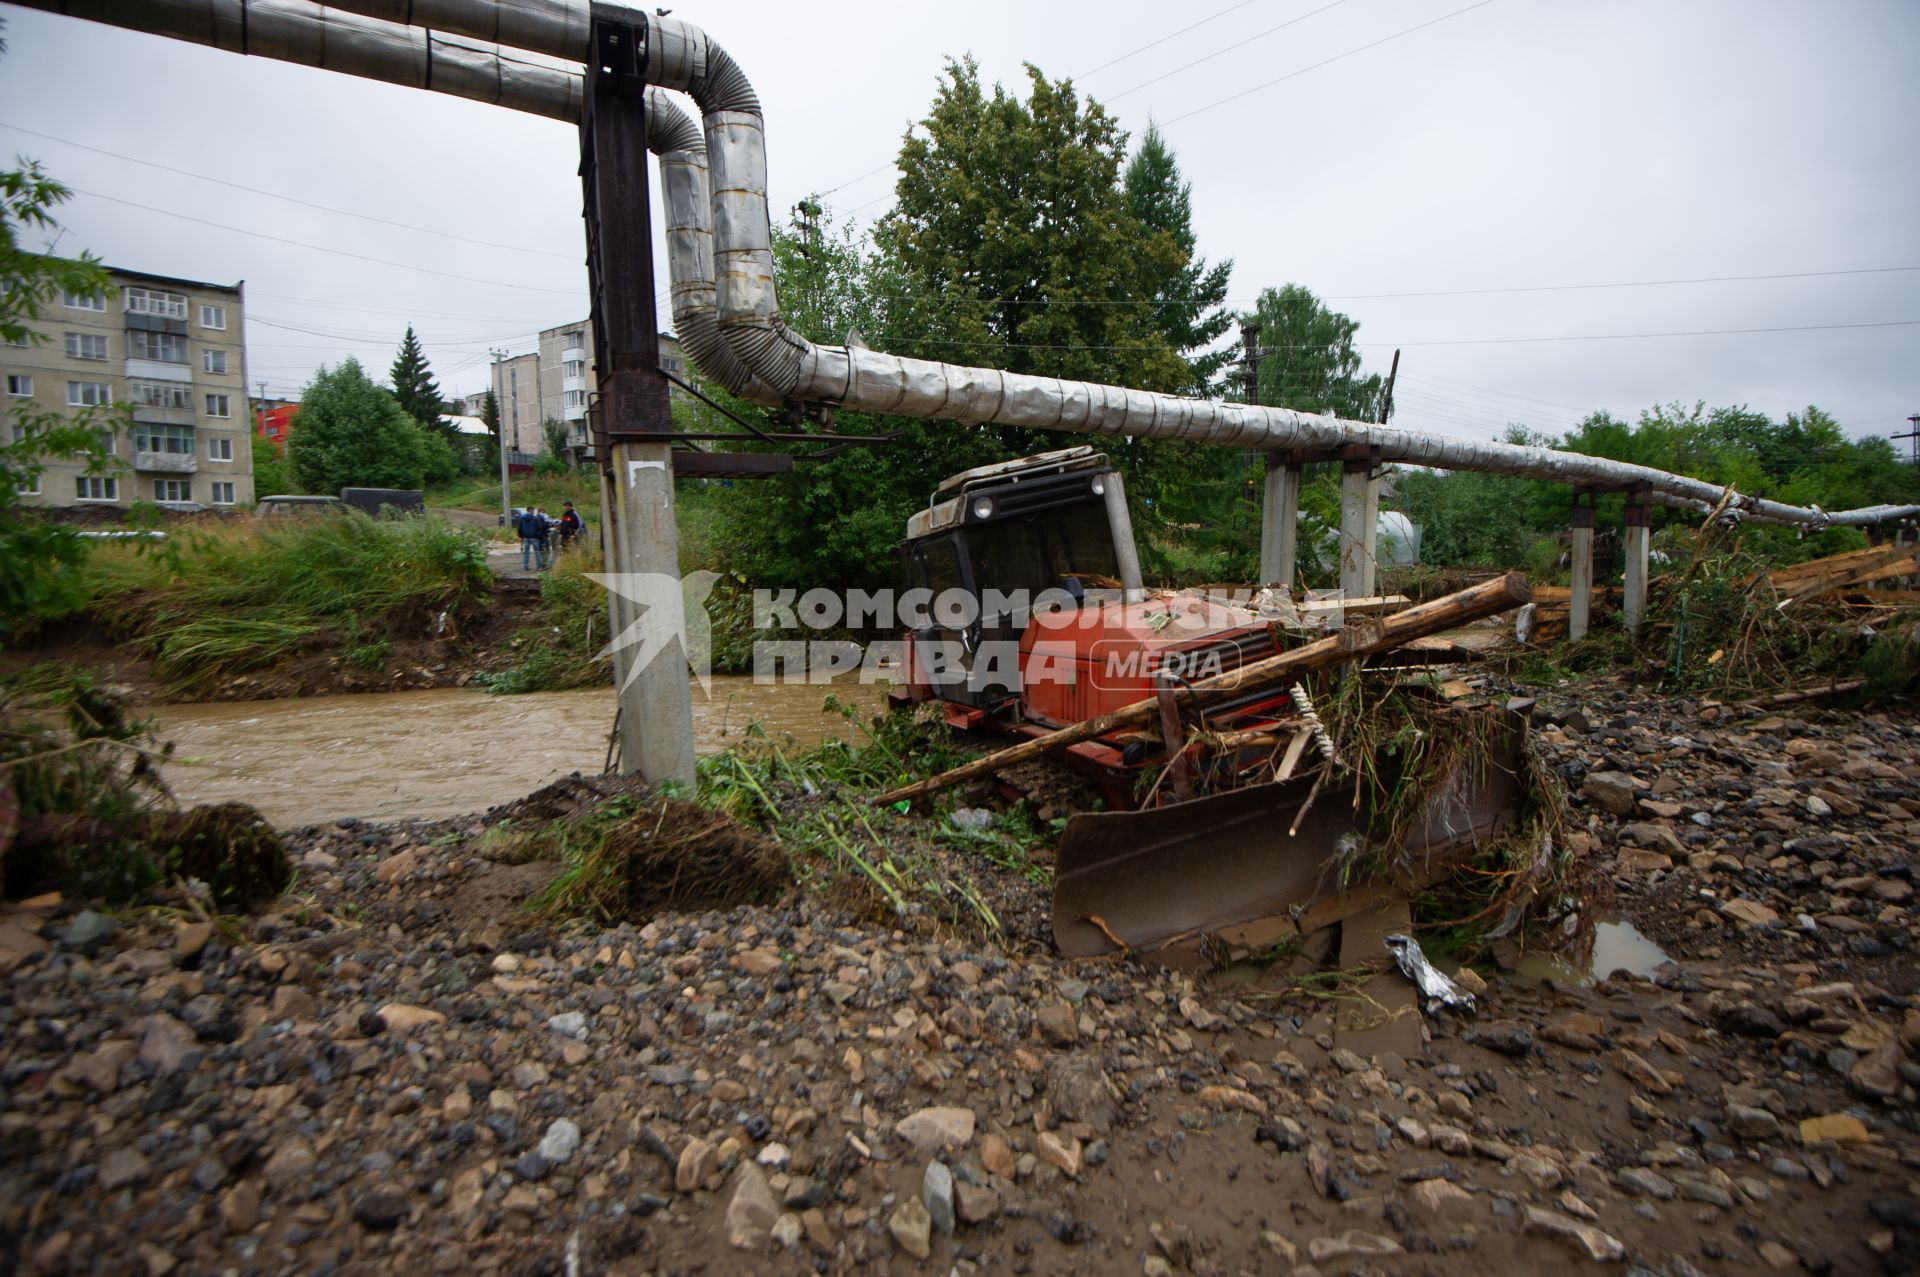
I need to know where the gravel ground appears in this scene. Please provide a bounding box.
[3,681,1919,1276]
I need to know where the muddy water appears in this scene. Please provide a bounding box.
[1510,919,1673,985]
[152,677,888,828]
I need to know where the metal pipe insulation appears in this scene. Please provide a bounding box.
[641,90,775,399]
[7,0,583,119]
[26,0,1920,529]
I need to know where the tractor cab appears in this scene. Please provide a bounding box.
[898,448,1282,730]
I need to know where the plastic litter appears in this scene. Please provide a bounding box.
[1384,933,1476,1015]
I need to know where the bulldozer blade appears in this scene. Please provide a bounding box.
[1052,706,1530,962]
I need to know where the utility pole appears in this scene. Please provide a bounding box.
[1378,349,1401,424]
[491,348,512,525]
[1894,413,1920,466]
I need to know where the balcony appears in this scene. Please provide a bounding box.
[135,451,198,474]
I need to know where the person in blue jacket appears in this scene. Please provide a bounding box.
[516,506,545,571]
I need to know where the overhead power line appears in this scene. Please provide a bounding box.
[1164,0,1498,125]
[1,121,581,260]
[66,187,584,297]
[1108,0,1351,101]
[1077,0,1269,80]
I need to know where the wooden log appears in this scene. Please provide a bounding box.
[1774,545,1920,609]
[872,572,1533,807]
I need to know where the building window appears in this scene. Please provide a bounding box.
[5,374,30,396]
[75,475,118,502]
[129,331,189,363]
[16,471,38,496]
[63,290,106,312]
[152,478,192,503]
[563,359,586,379]
[200,304,227,330]
[202,349,228,375]
[563,329,584,348]
[210,480,234,505]
[206,393,231,418]
[125,287,189,320]
[64,332,108,360]
[4,333,30,348]
[67,381,112,407]
[128,380,192,409]
[563,389,587,409]
[135,423,195,455]
[207,436,233,462]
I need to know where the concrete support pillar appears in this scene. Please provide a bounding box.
[1102,470,1147,603]
[597,463,635,697]
[1567,498,1595,641]
[1260,454,1301,589]
[1622,489,1651,640]
[1336,446,1379,627]
[610,441,697,788]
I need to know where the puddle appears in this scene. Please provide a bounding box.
[1509,919,1672,986]
[152,676,887,827]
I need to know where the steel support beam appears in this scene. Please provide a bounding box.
[584,11,695,788]
[1568,499,1594,641]
[1260,453,1301,589]
[1104,472,1147,603]
[1622,489,1651,640]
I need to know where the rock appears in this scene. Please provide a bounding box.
[1452,965,1488,996]
[374,847,419,884]
[1721,899,1780,927]
[546,1011,588,1040]
[1407,1177,1475,1221]
[724,1163,778,1251]
[262,1138,317,1188]
[98,1147,150,1190]
[538,1117,581,1164]
[60,909,118,951]
[1725,1102,1779,1140]
[771,1212,803,1249]
[955,1181,999,1225]
[1615,1166,1675,1200]
[1463,1023,1535,1056]
[889,1194,933,1259]
[731,949,783,975]
[135,1243,176,1276]
[138,1013,200,1075]
[375,1002,446,1033]
[353,1184,409,1230]
[219,1181,261,1233]
[1306,1231,1403,1263]
[756,1142,791,1169]
[1617,847,1674,873]
[174,921,213,958]
[61,1040,137,1093]
[981,1133,1015,1179]
[1035,999,1079,1046]
[895,1105,976,1154]
[1850,1040,1904,1099]
[1710,998,1785,1038]
[677,1137,719,1191]
[1196,1084,1266,1116]
[1757,1241,1799,1269]
[921,1160,956,1235]
[1047,1055,1117,1132]
[1522,1204,1626,1261]
[1620,822,1686,856]
[1799,1113,1870,1144]
[1582,770,1638,815]
[1037,1130,1083,1177]
[1607,1047,1674,1095]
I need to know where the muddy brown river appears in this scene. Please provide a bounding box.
[152,678,889,827]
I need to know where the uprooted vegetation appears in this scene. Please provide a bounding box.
[0,662,289,905]
[65,514,492,697]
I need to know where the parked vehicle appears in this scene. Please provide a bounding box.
[255,495,347,518]
[338,487,425,517]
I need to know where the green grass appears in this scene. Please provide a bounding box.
[81,514,492,695]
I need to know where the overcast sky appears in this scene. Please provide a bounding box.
[2,0,1915,448]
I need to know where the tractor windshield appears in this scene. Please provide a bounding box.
[967,500,1120,604]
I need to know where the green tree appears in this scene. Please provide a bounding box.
[535,417,571,476]
[286,358,436,493]
[250,430,291,498]
[1124,122,1235,396]
[1247,284,1383,419]
[876,59,1191,405]
[478,390,502,469]
[388,326,450,440]
[0,162,124,635]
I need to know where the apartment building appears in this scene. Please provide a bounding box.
[6,267,252,510]
[485,324,687,462]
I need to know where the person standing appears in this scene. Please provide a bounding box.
[557,501,584,553]
[533,506,554,571]
[516,505,544,571]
